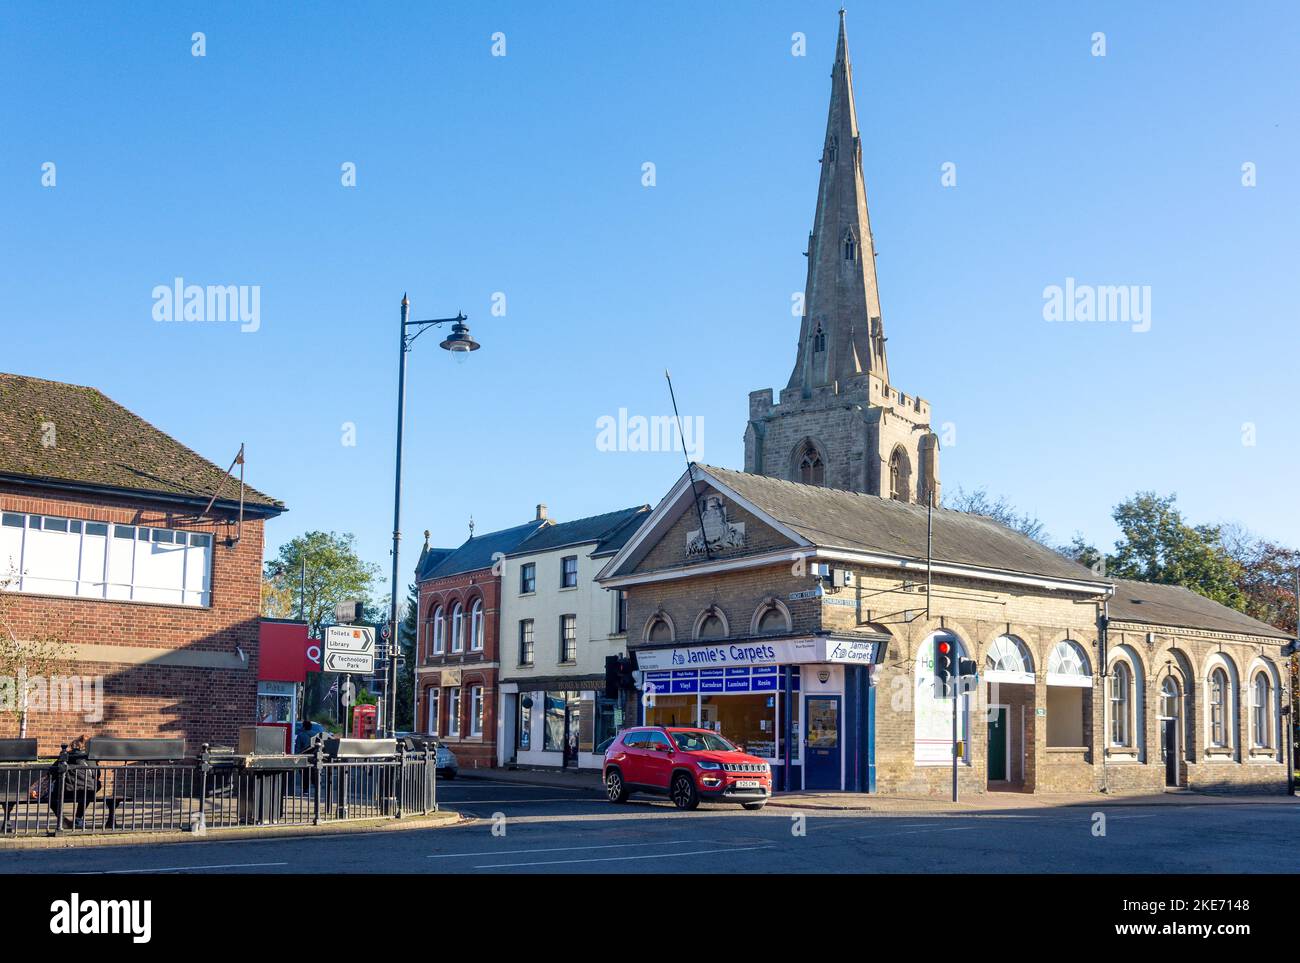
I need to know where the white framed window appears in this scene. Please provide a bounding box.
[1046,640,1091,687]
[560,614,577,663]
[470,599,484,651]
[1,512,212,606]
[470,685,484,735]
[447,687,461,737]
[426,688,440,736]
[1209,667,1228,748]
[1110,662,1132,747]
[1251,673,1271,748]
[451,603,464,653]
[432,606,445,655]
[984,635,1034,685]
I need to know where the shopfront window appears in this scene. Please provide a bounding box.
[544,691,567,751]
[646,694,698,728]
[701,692,777,758]
[594,694,620,750]
[518,695,532,751]
[256,683,293,724]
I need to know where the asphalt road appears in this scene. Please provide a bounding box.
[3,778,1297,874]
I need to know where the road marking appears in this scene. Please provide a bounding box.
[475,844,771,869]
[429,839,706,859]
[79,861,289,874]
[860,826,978,839]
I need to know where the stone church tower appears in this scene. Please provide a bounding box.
[744,11,939,504]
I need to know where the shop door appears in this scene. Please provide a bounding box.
[803,696,841,790]
[987,707,1007,781]
[564,693,581,768]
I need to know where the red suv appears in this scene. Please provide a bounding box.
[603,726,771,811]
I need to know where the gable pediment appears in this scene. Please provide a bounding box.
[597,468,807,582]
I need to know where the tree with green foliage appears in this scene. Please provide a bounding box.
[262,531,381,719]
[1105,492,1244,611]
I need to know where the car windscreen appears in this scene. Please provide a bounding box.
[670,731,737,753]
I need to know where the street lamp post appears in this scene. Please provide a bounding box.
[387,293,480,737]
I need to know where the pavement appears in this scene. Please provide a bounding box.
[3,774,1298,874]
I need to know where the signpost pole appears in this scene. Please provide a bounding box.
[344,674,351,738]
[951,670,959,803]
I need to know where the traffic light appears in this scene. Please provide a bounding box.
[934,637,954,695]
[605,654,639,698]
[605,655,621,699]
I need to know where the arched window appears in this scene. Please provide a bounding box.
[751,598,792,636]
[1248,660,1279,753]
[1046,640,1091,749]
[1209,667,1228,747]
[694,606,728,641]
[470,599,484,651]
[1047,640,1091,685]
[813,324,826,353]
[1251,673,1270,748]
[1110,662,1132,747]
[888,447,910,502]
[451,602,465,653]
[798,444,825,486]
[843,234,856,261]
[644,613,676,642]
[432,606,445,655]
[1252,673,1270,748]
[984,635,1034,684]
[1161,676,1181,721]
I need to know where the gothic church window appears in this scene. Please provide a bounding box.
[888,447,911,502]
[843,235,856,261]
[798,444,824,486]
[813,324,826,353]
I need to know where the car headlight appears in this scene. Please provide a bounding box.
[696,761,722,770]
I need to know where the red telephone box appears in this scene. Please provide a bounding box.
[352,704,378,739]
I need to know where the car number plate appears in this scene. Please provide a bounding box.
[735,779,760,789]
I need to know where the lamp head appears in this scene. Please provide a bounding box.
[439,318,480,362]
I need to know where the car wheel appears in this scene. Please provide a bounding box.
[605,768,629,803]
[742,802,766,811]
[670,772,700,811]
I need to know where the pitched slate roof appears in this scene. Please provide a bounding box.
[510,505,650,557]
[417,519,549,581]
[594,506,652,557]
[1109,578,1291,640]
[0,372,283,513]
[699,464,1103,585]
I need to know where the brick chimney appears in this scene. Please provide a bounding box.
[536,503,548,521]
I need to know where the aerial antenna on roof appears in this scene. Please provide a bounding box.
[665,369,711,562]
[201,443,246,546]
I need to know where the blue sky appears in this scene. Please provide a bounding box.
[2,1,1297,598]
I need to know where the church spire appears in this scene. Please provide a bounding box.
[787,10,889,393]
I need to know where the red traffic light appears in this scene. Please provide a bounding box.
[937,641,950,655]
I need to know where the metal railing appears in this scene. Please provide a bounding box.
[0,741,436,838]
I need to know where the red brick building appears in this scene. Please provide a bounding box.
[414,514,546,771]
[0,373,285,754]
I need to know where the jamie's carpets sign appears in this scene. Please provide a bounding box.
[635,638,885,672]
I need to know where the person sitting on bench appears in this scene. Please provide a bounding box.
[46,735,101,830]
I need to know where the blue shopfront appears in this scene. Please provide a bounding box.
[633,637,885,793]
